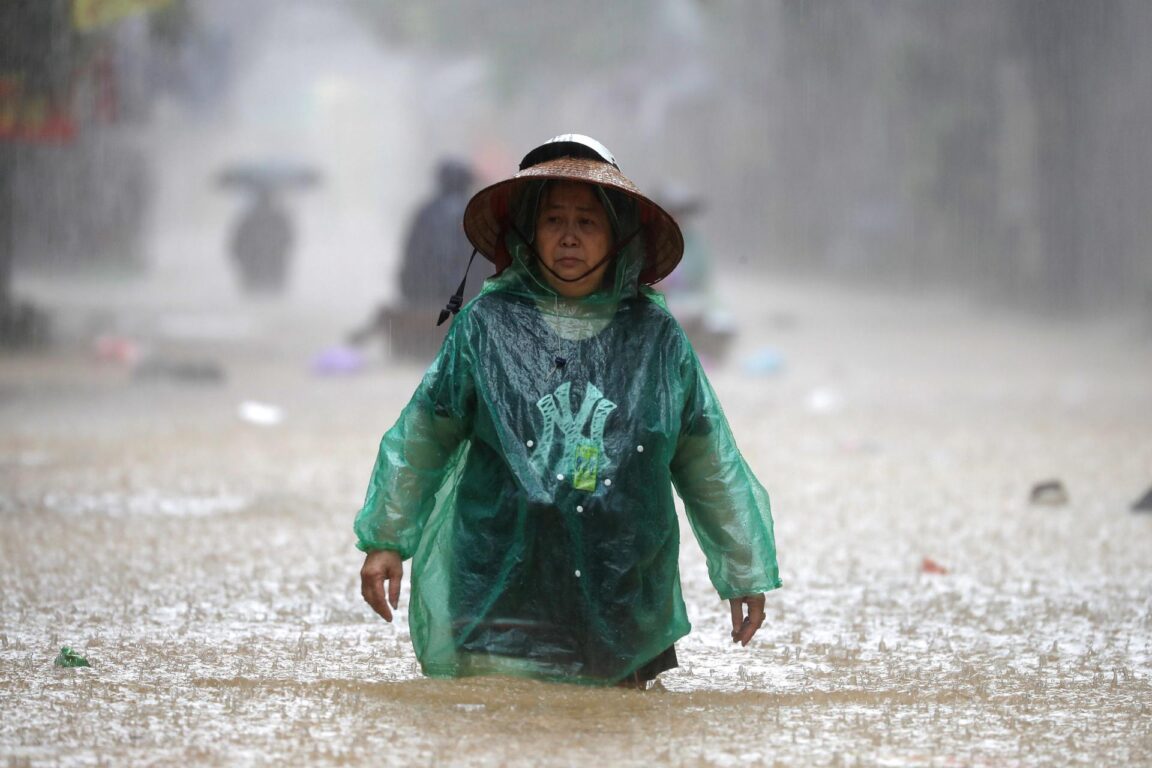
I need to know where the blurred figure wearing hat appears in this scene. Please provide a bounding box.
[354,135,781,688]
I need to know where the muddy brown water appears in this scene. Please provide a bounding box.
[2,279,1150,766]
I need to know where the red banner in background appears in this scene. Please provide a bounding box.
[0,74,77,144]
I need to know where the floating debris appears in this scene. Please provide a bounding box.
[134,356,226,384]
[238,401,284,426]
[741,346,785,376]
[53,647,90,668]
[1029,479,1069,506]
[805,386,844,414]
[1132,485,1152,512]
[93,335,143,365]
[311,345,366,376]
[921,557,949,575]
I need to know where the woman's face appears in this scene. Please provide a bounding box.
[534,181,613,298]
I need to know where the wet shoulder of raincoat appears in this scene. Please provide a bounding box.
[353,180,780,681]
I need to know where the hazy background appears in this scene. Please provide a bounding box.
[4,5,1152,765]
[4,0,1152,336]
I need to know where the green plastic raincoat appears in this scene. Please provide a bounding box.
[355,181,780,685]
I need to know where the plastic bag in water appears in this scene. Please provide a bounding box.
[53,646,90,668]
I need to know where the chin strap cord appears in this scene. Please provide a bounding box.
[437,223,644,326]
[437,248,479,326]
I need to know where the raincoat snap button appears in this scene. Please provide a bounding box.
[557,473,565,481]
[636,445,644,453]
[576,505,584,513]
[603,479,612,487]
[574,570,581,577]
[526,439,534,448]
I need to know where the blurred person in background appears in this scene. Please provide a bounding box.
[355,134,781,689]
[655,184,736,364]
[398,157,477,304]
[229,188,294,295]
[348,158,478,359]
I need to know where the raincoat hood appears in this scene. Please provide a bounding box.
[478,177,650,311]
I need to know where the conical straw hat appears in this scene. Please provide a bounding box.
[463,135,684,285]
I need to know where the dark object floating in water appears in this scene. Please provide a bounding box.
[1030,479,1068,506]
[1133,486,1152,512]
[134,357,226,384]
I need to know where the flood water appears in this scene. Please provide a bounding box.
[2,276,1151,766]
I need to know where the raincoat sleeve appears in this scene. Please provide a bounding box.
[670,343,781,600]
[354,318,474,558]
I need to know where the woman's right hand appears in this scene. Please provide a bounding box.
[728,593,766,646]
[360,549,404,622]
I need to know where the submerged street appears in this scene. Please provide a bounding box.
[2,275,1149,766]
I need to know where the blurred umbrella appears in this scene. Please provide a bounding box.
[215,160,322,194]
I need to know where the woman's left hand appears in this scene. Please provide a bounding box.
[729,594,766,646]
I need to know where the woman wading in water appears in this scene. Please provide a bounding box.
[355,134,781,688]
